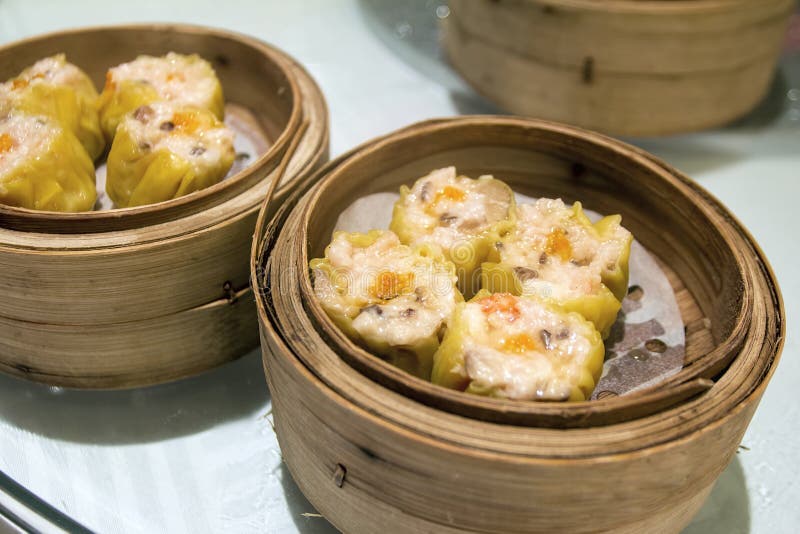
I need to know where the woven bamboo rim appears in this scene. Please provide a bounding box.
[257,117,780,428]
[0,25,329,388]
[252,117,783,532]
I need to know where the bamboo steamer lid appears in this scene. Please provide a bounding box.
[0,25,329,388]
[252,117,784,532]
[443,0,795,136]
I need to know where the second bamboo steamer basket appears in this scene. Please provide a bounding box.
[252,117,784,532]
[0,25,329,388]
[444,0,795,136]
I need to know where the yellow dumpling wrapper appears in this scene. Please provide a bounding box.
[593,213,633,301]
[0,114,96,212]
[97,80,160,142]
[310,230,462,379]
[98,52,225,141]
[1,54,104,160]
[432,291,605,402]
[389,167,516,299]
[105,102,234,207]
[482,198,632,338]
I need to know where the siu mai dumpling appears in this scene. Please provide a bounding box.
[105,102,234,208]
[432,291,605,402]
[390,167,516,298]
[310,230,462,379]
[98,52,224,140]
[481,199,632,337]
[0,113,96,212]
[0,55,104,160]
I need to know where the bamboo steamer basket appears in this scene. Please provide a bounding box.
[0,25,329,388]
[443,0,795,136]
[252,117,784,532]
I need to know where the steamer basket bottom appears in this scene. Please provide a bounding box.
[0,290,258,389]
[261,326,764,534]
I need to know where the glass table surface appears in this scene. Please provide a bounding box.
[0,1,798,532]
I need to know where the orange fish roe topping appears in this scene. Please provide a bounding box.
[545,227,573,262]
[11,73,44,90]
[372,271,415,300]
[434,185,466,204]
[498,333,537,353]
[104,71,116,91]
[0,133,15,155]
[171,111,201,134]
[479,292,521,322]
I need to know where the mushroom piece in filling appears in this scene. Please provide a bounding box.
[310,230,462,379]
[390,166,516,299]
[432,291,605,401]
